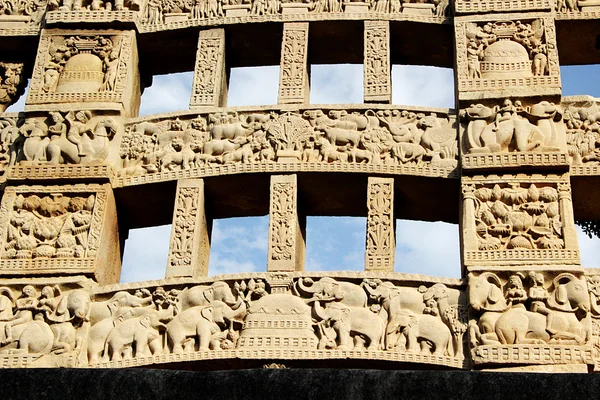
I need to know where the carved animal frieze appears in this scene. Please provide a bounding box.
[468,270,592,365]
[120,108,457,177]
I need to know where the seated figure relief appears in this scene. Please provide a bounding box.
[469,271,591,349]
[119,109,457,176]
[461,99,564,154]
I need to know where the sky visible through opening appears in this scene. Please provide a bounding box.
[7,64,599,282]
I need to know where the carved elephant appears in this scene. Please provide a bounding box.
[294,277,367,307]
[20,120,50,163]
[312,300,384,350]
[87,305,157,364]
[166,305,224,353]
[0,320,54,355]
[386,311,452,356]
[46,289,91,353]
[177,282,241,312]
[422,283,465,357]
[90,291,153,326]
[104,312,167,361]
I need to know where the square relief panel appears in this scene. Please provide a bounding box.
[459,98,569,170]
[461,174,580,267]
[0,184,121,284]
[455,14,561,101]
[468,269,593,366]
[26,29,140,116]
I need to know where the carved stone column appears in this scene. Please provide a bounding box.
[190,28,228,109]
[278,23,310,104]
[364,21,391,104]
[268,174,306,272]
[166,179,212,278]
[365,177,395,271]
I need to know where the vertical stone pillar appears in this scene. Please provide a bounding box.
[365,177,395,271]
[278,22,310,104]
[364,21,391,104]
[268,174,306,272]
[460,182,478,258]
[558,181,579,251]
[190,28,228,109]
[166,179,211,278]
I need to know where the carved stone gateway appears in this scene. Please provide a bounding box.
[1,0,600,379]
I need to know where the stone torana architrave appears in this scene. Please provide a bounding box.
[1,0,600,376]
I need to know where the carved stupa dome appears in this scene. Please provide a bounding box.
[238,293,318,349]
[56,53,104,93]
[480,40,531,79]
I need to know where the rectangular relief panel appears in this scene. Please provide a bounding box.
[459,98,569,171]
[454,0,551,15]
[166,179,211,278]
[26,29,140,117]
[190,28,227,109]
[455,14,561,102]
[364,21,391,104]
[461,174,580,267]
[468,269,593,367]
[0,184,121,284]
[268,174,305,272]
[365,177,395,271]
[562,96,600,176]
[278,22,309,105]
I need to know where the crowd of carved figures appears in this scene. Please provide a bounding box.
[461,99,563,154]
[141,0,448,24]
[564,104,600,166]
[3,193,95,259]
[469,271,591,349]
[464,19,551,80]
[119,110,457,175]
[472,183,564,251]
[0,277,467,365]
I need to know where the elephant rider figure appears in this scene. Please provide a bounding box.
[3,285,38,345]
[528,271,554,335]
[505,273,528,308]
[38,285,62,315]
[423,298,439,317]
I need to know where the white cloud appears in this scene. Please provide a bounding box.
[228,66,280,106]
[310,64,363,104]
[392,65,455,109]
[120,224,172,283]
[139,72,193,116]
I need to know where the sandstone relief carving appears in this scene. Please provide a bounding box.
[0,63,25,113]
[460,99,565,154]
[48,0,142,11]
[456,17,560,100]
[563,101,600,170]
[0,0,46,24]
[469,271,592,365]
[3,193,95,259]
[119,108,457,177]
[7,111,120,166]
[0,284,90,364]
[78,276,467,367]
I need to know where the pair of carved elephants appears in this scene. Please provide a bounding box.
[385,311,452,356]
[469,272,591,346]
[462,102,563,154]
[0,289,90,355]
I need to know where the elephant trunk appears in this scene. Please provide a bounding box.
[312,300,328,322]
[296,278,320,297]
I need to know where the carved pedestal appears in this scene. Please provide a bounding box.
[0,184,120,284]
[364,21,391,104]
[278,23,310,105]
[166,179,211,278]
[190,28,228,109]
[26,29,141,117]
[365,177,395,271]
[268,174,305,272]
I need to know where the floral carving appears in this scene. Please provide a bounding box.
[269,182,295,261]
[366,179,393,269]
[168,187,200,268]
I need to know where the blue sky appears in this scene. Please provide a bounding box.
[7,64,600,282]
